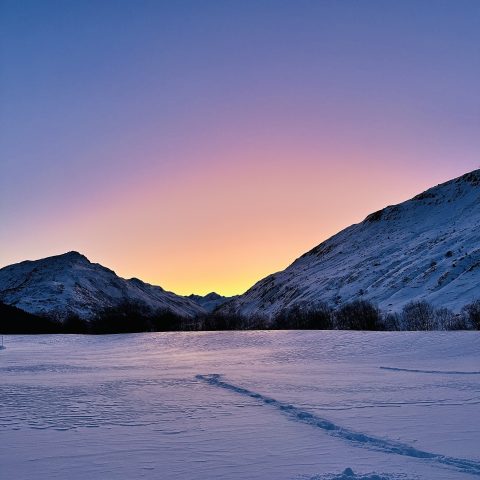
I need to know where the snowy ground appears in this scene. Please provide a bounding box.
[1,331,479,480]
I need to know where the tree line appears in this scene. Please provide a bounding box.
[1,298,479,334]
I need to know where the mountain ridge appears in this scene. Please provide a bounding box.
[219,169,480,317]
[0,251,206,320]
[188,292,232,313]
[1,169,479,322]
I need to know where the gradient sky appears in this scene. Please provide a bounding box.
[1,0,479,296]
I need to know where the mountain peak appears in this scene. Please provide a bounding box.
[203,292,223,300]
[47,251,91,266]
[0,253,205,320]
[188,292,230,312]
[62,251,88,260]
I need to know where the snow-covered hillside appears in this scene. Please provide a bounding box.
[0,251,205,320]
[221,170,480,317]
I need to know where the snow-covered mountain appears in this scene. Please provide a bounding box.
[188,292,232,313]
[0,252,206,320]
[220,170,480,317]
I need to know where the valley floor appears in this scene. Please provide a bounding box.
[0,331,479,480]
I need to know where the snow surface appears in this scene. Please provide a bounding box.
[0,251,205,320]
[1,331,479,479]
[222,170,480,317]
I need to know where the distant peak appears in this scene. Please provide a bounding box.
[57,251,89,262]
[189,292,224,300]
[204,292,223,300]
[64,250,83,257]
[129,277,144,284]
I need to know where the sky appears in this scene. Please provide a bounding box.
[1,0,479,296]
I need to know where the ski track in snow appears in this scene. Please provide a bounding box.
[380,367,480,375]
[196,374,480,477]
[2,332,479,480]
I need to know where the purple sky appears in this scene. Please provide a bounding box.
[1,1,479,295]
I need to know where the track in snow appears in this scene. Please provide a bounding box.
[380,367,480,375]
[196,374,480,477]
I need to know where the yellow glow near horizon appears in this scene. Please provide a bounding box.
[2,146,466,297]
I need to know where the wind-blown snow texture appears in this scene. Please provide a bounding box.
[222,170,480,317]
[1,331,479,480]
[0,251,205,320]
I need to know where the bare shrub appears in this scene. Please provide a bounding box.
[383,312,402,331]
[433,307,455,330]
[334,300,383,331]
[272,303,334,330]
[462,300,480,330]
[401,301,436,330]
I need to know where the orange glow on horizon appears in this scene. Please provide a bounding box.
[1,140,468,297]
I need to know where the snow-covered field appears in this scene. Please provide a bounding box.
[1,331,479,480]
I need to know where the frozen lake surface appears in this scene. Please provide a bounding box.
[1,331,479,480]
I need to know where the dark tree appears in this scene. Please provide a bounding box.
[401,301,436,330]
[462,300,480,330]
[272,303,333,330]
[0,302,61,334]
[334,300,383,330]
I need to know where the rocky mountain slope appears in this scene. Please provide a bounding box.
[220,170,480,317]
[0,252,206,320]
